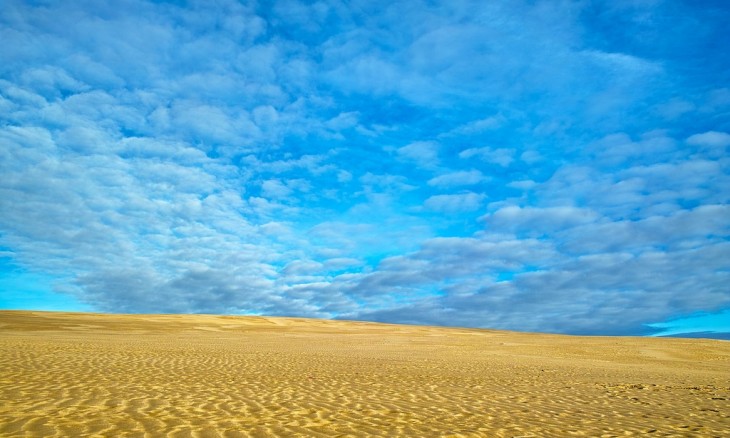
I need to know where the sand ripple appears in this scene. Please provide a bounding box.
[1,311,728,437]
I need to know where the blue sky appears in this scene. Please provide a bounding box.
[1,0,728,337]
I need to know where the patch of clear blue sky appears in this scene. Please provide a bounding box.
[647,309,730,337]
[0,258,93,312]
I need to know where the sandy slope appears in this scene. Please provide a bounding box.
[0,311,728,437]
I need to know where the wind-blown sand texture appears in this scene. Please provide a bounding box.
[0,311,728,437]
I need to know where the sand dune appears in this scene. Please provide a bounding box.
[1,311,728,437]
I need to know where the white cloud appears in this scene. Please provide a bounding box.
[486,205,600,235]
[561,205,730,254]
[656,98,695,120]
[520,150,543,164]
[444,115,505,136]
[325,111,359,131]
[507,180,537,190]
[171,102,259,146]
[581,50,662,76]
[427,170,484,187]
[459,147,515,167]
[396,141,439,167]
[424,192,486,213]
[242,154,337,177]
[337,170,352,183]
[359,172,417,194]
[686,131,730,148]
[327,54,403,96]
[20,66,88,96]
[590,132,677,166]
[282,260,324,276]
[252,105,279,127]
[261,179,293,199]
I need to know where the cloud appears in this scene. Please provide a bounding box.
[423,193,486,213]
[427,170,484,187]
[336,170,352,183]
[459,147,515,167]
[580,50,662,76]
[686,131,730,148]
[560,205,730,254]
[485,206,600,236]
[0,0,728,336]
[588,132,677,167]
[444,115,505,136]
[242,154,337,177]
[0,115,283,315]
[261,179,293,199]
[281,259,324,276]
[340,230,730,335]
[396,141,439,167]
[507,180,537,190]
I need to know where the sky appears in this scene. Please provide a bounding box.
[1,0,729,337]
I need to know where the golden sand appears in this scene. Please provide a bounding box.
[0,311,728,437]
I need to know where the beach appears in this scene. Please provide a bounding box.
[1,311,728,437]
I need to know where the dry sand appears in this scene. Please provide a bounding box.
[0,311,728,437]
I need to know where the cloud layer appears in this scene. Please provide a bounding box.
[1,0,729,335]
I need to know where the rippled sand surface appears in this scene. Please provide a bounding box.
[1,311,728,437]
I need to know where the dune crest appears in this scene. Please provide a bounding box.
[1,311,728,437]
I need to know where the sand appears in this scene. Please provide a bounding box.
[0,311,728,437]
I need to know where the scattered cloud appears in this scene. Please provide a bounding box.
[1,0,728,335]
[424,193,486,213]
[427,170,484,188]
[485,206,600,236]
[396,141,440,168]
[459,147,515,167]
[687,131,730,149]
